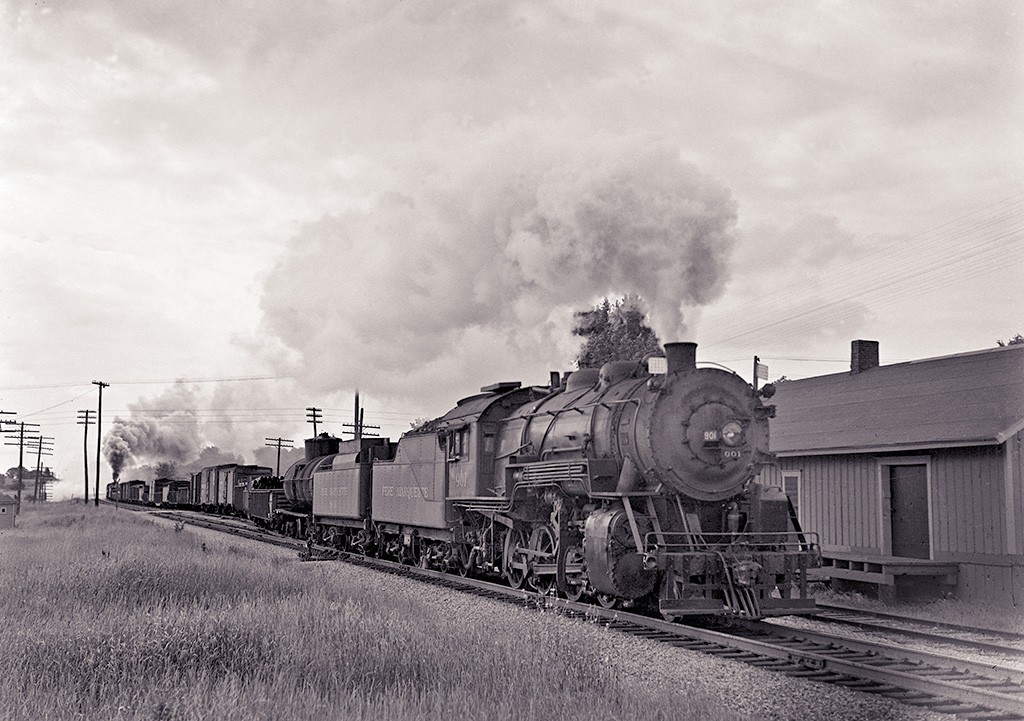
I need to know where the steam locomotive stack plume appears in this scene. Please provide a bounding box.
[102,382,205,480]
[258,134,738,397]
[103,415,201,481]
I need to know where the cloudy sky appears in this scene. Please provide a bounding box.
[1,1,1021,497]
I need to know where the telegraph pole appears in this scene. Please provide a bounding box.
[28,435,53,502]
[0,412,15,488]
[77,410,94,503]
[92,381,109,507]
[4,422,39,514]
[305,406,322,437]
[341,392,379,440]
[264,437,294,478]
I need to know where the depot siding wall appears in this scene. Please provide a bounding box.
[763,455,880,554]
[760,441,1024,604]
[930,446,1004,558]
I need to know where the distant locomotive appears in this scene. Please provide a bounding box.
[279,342,820,619]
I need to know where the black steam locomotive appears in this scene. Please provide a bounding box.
[278,342,820,619]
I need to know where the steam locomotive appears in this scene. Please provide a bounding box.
[277,342,820,619]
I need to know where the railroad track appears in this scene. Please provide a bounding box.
[807,601,1024,657]
[154,510,1024,720]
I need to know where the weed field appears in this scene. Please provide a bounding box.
[0,504,740,721]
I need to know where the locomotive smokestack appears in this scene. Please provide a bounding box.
[664,342,697,374]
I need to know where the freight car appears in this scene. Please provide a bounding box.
[287,342,821,619]
[106,464,273,516]
[189,464,273,514]
[246,487,286,528]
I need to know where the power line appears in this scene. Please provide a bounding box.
[3,421,39,514]
[703,196,1024,350]
[731,195,1023,323]
[264,437,294,478]
[92,381,109,508]
[77,410,94,504]
[0,374,294,392]
[18,390,95,419]
[305,406,322,436]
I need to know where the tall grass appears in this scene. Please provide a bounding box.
[0,504,741,721]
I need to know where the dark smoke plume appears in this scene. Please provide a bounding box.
[102,382,228,480]
[103,414,200,480]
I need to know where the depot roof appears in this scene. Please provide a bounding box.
[769,343,1024,455]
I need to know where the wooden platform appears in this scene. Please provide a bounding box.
[810,551,958,602]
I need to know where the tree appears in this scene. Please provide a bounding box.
[573,294,662,369]
[997,334,1024,347]
[2,467,29,490]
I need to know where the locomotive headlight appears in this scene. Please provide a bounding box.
[720,421,744,447]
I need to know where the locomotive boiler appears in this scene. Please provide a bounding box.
[295,342,820,619]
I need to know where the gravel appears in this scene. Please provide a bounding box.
[159,516,954,721]
[771,615,1024,673]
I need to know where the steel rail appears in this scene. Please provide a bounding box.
[755,621,1024,682]
[153,510,1024,720]
[812,601,1024,652]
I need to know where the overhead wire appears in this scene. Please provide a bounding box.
[703,195,1024,350]
[726,196,1021,319]
[721,194,1023,323]
[755,239,1024,350]
[0,375,294,392]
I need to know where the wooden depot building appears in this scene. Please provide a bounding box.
[0,493,16,529]
[760,340,1024,604]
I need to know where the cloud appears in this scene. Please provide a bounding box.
[253,133,738,399]
[4,0,1021,491]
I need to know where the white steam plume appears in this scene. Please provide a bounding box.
[256,134,738,398]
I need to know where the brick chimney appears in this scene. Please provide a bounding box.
[851,339,879,374]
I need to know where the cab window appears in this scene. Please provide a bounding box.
[448,428,470,461]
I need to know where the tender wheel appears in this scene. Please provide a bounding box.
[504,529,530,589]
[528,526,557,595]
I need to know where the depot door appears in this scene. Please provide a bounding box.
[889,464,930,559]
